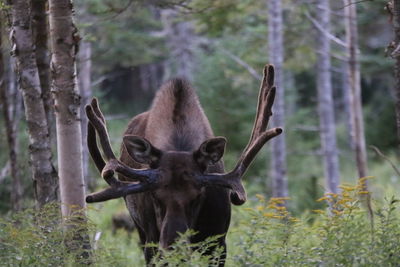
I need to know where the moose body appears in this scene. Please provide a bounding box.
[86,65,282,266]
[120,79,232,262]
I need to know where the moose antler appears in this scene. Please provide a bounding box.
[85,65,281,204]
[85,99,160,203]
[196,65,282,205]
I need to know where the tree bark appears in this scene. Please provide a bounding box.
[0,19,22,212]
[392,0,400,146]
[78,40,92,188]
[32,0,54,143]
[48,0,86,217]
[162,9,195,81]
[9,0,58,208]
[268,0,288,198]
[343,0,369,184]
[315,0,340,194]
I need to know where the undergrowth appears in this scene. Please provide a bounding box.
[1,178,399,266]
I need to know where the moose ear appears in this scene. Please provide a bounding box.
[194,137,226,170]
[123,135,162,166]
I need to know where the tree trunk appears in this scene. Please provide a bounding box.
[268,0,288,198]
[392,0,400,146]
[32,0,54,142]
[162,9,195,81]
[78,40,92,189]
[48,0,86,217]
[9,0,58,209]
[343,0,369,185]
[341,60,355,150]
[0,19,22,212]
[315,0,340,194]
[49,0,91,258]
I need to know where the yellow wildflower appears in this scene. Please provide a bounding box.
[256,205,264,211]
[312,209,325,214]
[316,196,330,202]
[256,194,265,201]
[358,191,370,195]
[325,193,338,198]
[339,185,356,191]
[270,197,290,201]
[263,212,275,218]
[332,209,342,215]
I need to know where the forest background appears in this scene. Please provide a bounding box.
[0,0,400,266]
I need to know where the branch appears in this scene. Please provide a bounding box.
[304,11,347,48]
[216,47,262,81]
[336,0,374,10]
[369,145,400,177]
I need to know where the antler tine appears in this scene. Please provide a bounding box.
[196,65,282,206]
[85,98,162,203]
[91,98,106,123]
[87,122,105,172]
[247,64,275,150]
[86,179,157,203]
[85,103,116,161]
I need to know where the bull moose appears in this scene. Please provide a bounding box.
[86,65,282,265]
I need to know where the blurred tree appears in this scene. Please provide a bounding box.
[9,0,58,209]
[162,9,196,81]
[390,0,400,146]
[78,40,92,188]
[32,0,54,143]
[268,0,288,199]
[314,0,340,194]
[0,18,22,212]
[343,0,369,184]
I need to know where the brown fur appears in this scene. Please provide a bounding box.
[118,78,230,265]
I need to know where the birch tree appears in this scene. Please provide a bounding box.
[0,18,22,211]
[162,9,196,81]
[268,0,288,198]
[343,0,369,184]
[9,0,58,208]
[315,0,340,194]
[32,0,54,142]
[78,41,92,187]
[48,0,86,217]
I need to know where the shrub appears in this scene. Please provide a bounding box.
[1,179,399,266]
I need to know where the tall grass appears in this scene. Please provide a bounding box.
[1,178,399,266]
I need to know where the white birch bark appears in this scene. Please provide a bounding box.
[9,0,58,208]
[78,41,92,188]
[32,0,54,142]
[48,0,86,217]
[162,9,195,81]
[343,0,369,184]
[315,0,340,194]
[268,0,288,198]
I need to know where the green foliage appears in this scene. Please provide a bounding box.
[150,231,225,267]
[0,203,91,266]
[226,183,400,266]
[2,183,400,266]
[76,0,166,72]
